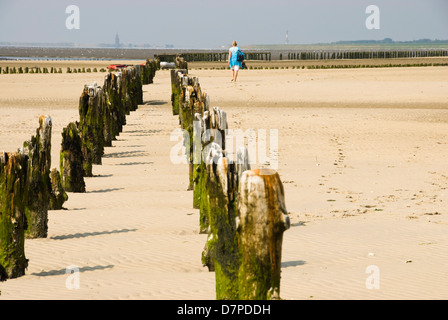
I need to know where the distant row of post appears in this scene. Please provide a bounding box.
[157,52,272,62]
[156,49,448,62]
[282,49,448,60]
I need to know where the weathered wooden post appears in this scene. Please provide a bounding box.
[79,82,105,177]
[179,76,204,191]
[60,122,86,193]
[102,73,115,147]
[102,65,147,147]
[0,152,29,281]
[49,168,68,210]
[200,141,252,300]
[22,115,53,238]
[141,59,159,85]
[237,169,290,300]
[127,65,143,110]
[195,105,225,212]
[103,71,126,141]
[175,55,188,71]
[171,69,188,116]
[200,143,240,300]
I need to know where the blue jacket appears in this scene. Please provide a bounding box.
[229,46,243,69]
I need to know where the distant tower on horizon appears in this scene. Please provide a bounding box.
[285,30,289,45]
[115,33,120,48]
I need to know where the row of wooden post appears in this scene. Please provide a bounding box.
[157,52,271,63]
[60,59,159,192]
[1,115,68,280]
[171,57,290,300]
[0,59,159,282]
[283,49,448,60]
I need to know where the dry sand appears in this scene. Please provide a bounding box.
[0,61,447,300]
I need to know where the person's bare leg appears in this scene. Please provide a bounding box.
[234,69,239,82]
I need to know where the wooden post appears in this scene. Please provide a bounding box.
[183,85,195,191]
[103,72,122,144]
[200,143,251,300]
[178,76,206,191]
[193,106,225,209]
[237,169,290,300]
[200,143,240,300]
[49,168,68,210]
[171,69,187,116]
[127,66,143,110]
[102,73,114,147]
[175,55,188,71]
[60,122,86,193]
[22,115,53,238]
[0,152,29,281]
[141,59,158,85]
[79,83,104,177]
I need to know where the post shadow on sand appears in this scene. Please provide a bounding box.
[87,187,124,193]
[50,228,137,240]
[124,129,162,136]
[102,150,148,158]
[114,161,154,166]
[91,174,114,178]
[31,264,114,277]
[281,260,306,268]
[144,100,168,106]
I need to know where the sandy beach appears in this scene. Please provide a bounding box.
[0,60,447,300]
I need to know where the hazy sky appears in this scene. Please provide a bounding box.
[0,0,447,48]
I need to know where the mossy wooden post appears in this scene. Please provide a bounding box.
[103,72,125,143]
[192,114,203,210]
[237,169,290,300]
[180,83,197,191]
[126,66,143,110]
[171,69,187,116]
[0,152,29,281]
[22,115,53,239]
[110,71,126,137]
[118,68,132,117]
[195,105,226,212]
[60,122,86,193]
[102,73,114,147]
[200,143,240,300]
[79,83,104,177]
[117,66,142,116]
[49,168,68,210]
[142,59,158,85]
[198,111,210,233]
[191,92,209,209]
[175,55,188,72]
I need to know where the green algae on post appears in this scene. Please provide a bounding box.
[237,169,290,300]
[200,143,240,300]
[60,122,85,193]
[22,115,53,239]
[79,83,105,177]
[49,168,68,210]
[0,152,29,281]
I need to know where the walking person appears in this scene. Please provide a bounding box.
[228,41,243,82]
